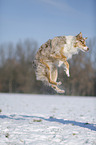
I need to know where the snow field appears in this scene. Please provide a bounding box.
[0,94,96,145]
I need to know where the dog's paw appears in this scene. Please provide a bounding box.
[51,85,65,93]
[65,69,70,77]
[57,81,62,86]
[58,89,65,93]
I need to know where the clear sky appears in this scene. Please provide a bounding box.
[0,0,95,47]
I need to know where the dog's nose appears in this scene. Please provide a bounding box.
[87,47,89,51]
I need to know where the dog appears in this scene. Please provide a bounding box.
[33,32,89,93]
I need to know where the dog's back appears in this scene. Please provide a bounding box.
[35,36,66,62]
[34,36,66,84]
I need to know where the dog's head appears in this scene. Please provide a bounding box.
[74,32,89,52]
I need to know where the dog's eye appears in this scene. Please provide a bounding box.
[80,40,84,44]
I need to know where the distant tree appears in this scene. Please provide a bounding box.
[0,38,96,96]
[0,45,5,66]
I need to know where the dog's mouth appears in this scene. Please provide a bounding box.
[81,47,89,52]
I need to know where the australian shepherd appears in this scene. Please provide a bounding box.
[33,32,89,93]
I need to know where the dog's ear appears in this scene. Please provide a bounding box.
[84,37,88,40]
[78,32,82,37]
[76,32,82,39]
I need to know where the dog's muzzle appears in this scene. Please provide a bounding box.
[87,47,89,51]
[82,46,89,52]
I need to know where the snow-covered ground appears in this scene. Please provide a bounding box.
[0,93,96,145]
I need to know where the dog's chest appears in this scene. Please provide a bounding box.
[57,36,75,67]
[63,44,73,59]
[63,36,78,59]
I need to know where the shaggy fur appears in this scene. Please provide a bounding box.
[33,32,89,93]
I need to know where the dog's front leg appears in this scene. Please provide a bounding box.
[50,54,70,77]
[60,47,70,77]
[64,60,70,77]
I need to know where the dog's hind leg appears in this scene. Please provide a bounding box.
[40,59,61,86]
[50,66,58,82]
[50,66,65,93]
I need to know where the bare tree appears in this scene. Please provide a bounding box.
[0,38,95,96]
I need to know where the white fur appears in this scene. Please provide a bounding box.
[58,36,79,68]
[63,36,79,60]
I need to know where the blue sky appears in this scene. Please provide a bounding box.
[0,0,95,47]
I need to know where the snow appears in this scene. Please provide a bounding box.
[0,93,96,145]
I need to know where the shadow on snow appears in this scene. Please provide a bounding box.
[0,114,96,131]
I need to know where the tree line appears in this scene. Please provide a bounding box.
[0,38,96,96]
